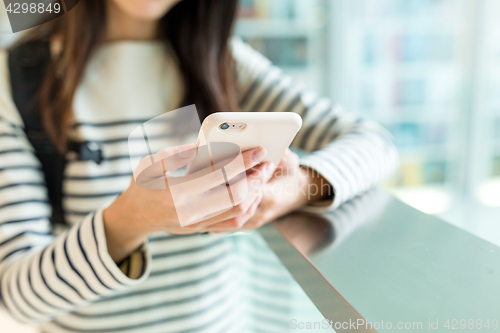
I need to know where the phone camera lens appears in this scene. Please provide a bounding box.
[220,123,229,130]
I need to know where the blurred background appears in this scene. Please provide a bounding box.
[0,0,498,241]
[234,0,500,246]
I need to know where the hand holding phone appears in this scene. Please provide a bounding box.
[187,112,302,174]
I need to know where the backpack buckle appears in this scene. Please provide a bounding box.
[69,141,103,164]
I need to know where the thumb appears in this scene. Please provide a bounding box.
[154,144,197,172]
[134,144,197,183]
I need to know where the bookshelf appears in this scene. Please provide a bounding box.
[324,0,478,212]
[235,0,327,94]
[234,0,500,213]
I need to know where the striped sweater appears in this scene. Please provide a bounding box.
[0,38,399,332]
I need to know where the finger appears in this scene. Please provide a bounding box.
[273,149,299,178]
[193,191,260,227]
[277,148,291,168]
[239,200,264,230]
[172,169,255,226]
[227,163,271,205]
[181,166,267,227]
[169,147,267,196]
[133,144,198,189]
[206,193,262,232]
[206,164,267,221]
[170,180,231,226]
[260,162,276,183]
[225,147,267,181]
[155,144,198,171]
[134,144,197,178]
[241,209,265,230]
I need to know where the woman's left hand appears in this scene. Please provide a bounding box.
[205,149,331,233]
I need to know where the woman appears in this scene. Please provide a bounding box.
[0,0,399,332]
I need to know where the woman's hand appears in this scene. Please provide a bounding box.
[103,144,269,262]
[205,149,332,233]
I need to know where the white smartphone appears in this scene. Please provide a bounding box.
[187,112,302,174]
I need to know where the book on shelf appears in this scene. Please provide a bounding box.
[493,118,500,139]
[361,32,454,66]
[492,156,500,177]
[393,34,453,63]
[238,0,295,19]
[399,160,423,186]
[398,159,447,186]
[388,122,447,148]
[243,37,307,67]
[395,79,426,107]
[238,0,312,21]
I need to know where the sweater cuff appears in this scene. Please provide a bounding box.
[75,209,151,289]
[0,210,151,324]
[299,154,346,212]
[117,245,149,280]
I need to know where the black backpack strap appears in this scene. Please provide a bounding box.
[8,40,67,226]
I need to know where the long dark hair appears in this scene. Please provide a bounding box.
[27,0,240,152]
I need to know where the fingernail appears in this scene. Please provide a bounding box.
[252,147,267,162]
[264,162,275,179]
[178,144,196,158]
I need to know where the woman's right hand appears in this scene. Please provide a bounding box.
[103,144,270,262]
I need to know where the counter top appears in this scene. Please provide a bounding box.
[259,190,500,332]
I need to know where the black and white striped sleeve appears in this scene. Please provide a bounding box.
[0,51,150,324]
[232,38,399,210]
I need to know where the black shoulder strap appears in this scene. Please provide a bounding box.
[8,40,67,226]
